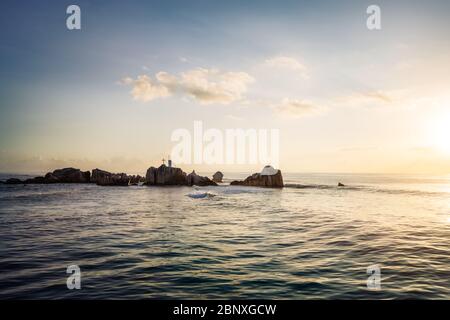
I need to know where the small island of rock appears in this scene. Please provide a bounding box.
[145,164,216,186]
[212,171,224,183]
[92,169,144,186]
[230,165,284,188]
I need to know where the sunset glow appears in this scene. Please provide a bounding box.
[1,0,450,303]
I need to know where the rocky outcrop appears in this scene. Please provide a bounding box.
[24,176,47,184]
[212,171,224,183]
[44,168,90,183]
[187,171,217,186]
[144,165,217,186]
[145,165,188,186]
[91,168,143,186]
[230,166,283,188]
[129,175,146,185]
[91,169,110,184]
[338,182,345,187]
[3,165,219,187]
[5,178,24,185]
[5,168,91,184]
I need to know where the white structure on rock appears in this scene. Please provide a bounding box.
[260,165,278,176]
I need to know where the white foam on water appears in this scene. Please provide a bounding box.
[186,191,216,199]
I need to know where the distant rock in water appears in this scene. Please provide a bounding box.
[212,171,224,183]
[12,168,91,184]
[230,165,284,188]
[187,170,217,186]
[25,176,47,184]
[129,175,146,185]
[5,178,24,185]
[338,182,345,187]
[145,165,217,186]
[91,168,109,182]
[45,168,90,183]
[145,164,188,186]
[91,168,143,186]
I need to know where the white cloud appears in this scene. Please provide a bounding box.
[121,68,254,105]
[274,98,323,118]
[336,90,401,108]
[126,75,171,102]
[179,68,254,104]
[264,56,308,78]
[363,91,393,103]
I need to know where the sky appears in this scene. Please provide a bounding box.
[1,0,450,174]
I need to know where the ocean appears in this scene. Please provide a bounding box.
[0,172,449,299]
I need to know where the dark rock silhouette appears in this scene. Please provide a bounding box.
[5,178,24,185]
[24,176,47,184]
[187,170,217,186]
[338,182,345,187]
[91,168,143,186]
[145,165,216,186]
[145,164,188,186]
[3,165,218,187]
[44,168,90,183]
[129,175,145,185]
[230,166,283,188]
[212,171,224,183]
[9,168,91,184]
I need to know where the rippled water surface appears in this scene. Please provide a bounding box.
[0,173,449,299]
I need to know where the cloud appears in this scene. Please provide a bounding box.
[179,68,254,104]
[274,98,323,118]
[122,75,171,102]
[264,56,308,78]
[360,91,393,103]
[121,68,254,105]
[336,90,397,107]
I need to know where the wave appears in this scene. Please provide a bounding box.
[0,189,74,201]
[284,183,448,197]
[369,187,448,197]
[284,183,360,191]
[186,191,216,199]
[285,183,340,190]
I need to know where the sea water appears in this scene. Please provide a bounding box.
[0,173,449,299]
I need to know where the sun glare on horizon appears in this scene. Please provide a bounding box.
[428,109,450,154]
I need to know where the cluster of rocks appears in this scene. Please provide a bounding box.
[187,170,217,186]
[230,165,284,188]
[145,165,217,186]
[2,167,143,186]
[91,169,144,186]
[4,168,90,185]
[2,165,287,188]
